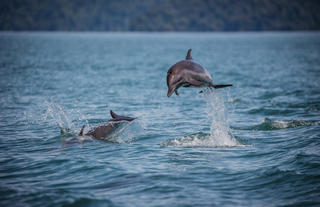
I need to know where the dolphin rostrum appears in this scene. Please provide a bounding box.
[79,110,135,139]
[166,49,232,97]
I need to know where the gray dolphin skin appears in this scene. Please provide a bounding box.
[79,110,135,139]
[166,49,232,97]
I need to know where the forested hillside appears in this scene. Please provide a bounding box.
[1,0,319,31]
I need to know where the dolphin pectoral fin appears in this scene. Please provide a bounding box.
[175,90,179,96]
[79,125,85,136]
[188,79,203,87]
[210,83,233,89]
[186,49,192,60]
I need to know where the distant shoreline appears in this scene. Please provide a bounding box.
[2,0,319,32]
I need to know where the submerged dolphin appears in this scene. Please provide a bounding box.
[79,110,135,139]
[166,49,232,97]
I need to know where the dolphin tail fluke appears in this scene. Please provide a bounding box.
[79,125,85,136]
[210,84,233,89]
[110,110,135,122]
[110,110,118,119]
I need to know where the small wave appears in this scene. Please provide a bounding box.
[161,132,242,148]
[61,136,93,145]
[244,118,317,131]
[228,97,241,103]
[62,197,113,207]
[248,108,295,115]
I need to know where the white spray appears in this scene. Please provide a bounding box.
[203,88,238,147]
[162,88,239,147]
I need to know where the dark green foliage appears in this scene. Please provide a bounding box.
[130,0,320,31]
[0,0,161,31]
[0,0,319,31]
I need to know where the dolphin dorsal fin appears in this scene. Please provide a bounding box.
[79,125,85,136]
[110,110,119,119]
[186,49,192,60]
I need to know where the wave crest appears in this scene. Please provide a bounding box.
[248,118,317,131]
[162,132,240,148]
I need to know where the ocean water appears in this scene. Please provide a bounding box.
[0,32,320,207]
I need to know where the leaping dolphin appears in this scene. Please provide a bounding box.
[79,110,135,139]
[166,49,232,97]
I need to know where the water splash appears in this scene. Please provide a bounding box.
[100,119,145,143]
[40,101,145,143]
[203,88,239,146]
[163,88,240,147]
[42,101,76,134]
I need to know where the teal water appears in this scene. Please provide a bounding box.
[0,32,320,206]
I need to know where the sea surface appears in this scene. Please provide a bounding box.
[0,32,320,207]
